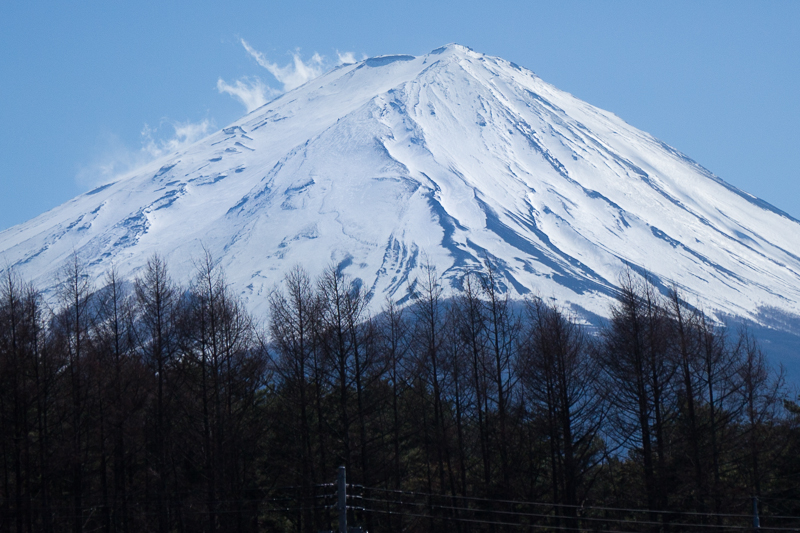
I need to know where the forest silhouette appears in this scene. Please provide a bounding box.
[1,254,798,532]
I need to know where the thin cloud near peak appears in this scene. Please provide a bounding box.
[217,40,361,113]
[336,51,357,64]
[240,39,325,92]
[216,77,274,113]
[75,119,212,188]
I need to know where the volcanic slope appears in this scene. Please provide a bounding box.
[2,44,799,325]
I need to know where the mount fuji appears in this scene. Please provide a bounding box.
[2,44,799,336]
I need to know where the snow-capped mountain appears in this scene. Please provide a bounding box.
[2,43,799,327]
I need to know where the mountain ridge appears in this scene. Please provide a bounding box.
[1,43,799,332]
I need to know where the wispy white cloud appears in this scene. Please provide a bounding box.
[76,119,212,188]
[337,51,357,64]
[241,39,326,91]
[216,77,274,113]
[141,119,211,158]
[218,41,360,112]
[75,134,139,188]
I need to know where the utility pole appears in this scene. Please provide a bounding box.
[752,495,760,531]
[338,466,347,533]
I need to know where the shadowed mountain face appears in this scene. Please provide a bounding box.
[1,44,799,328]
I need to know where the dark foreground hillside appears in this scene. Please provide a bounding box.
[1,254,799,532]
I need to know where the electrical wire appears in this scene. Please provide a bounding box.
[360,506,641,533]
[357,485,769,520]
[357,496,779,531]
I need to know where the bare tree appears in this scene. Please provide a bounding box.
[405,260,458,533]
[53,254,95,533]
[453,272,492,489]
[269,265,319,532]
[600,269,676,524]
[316,265,357,473]
[519,297,605,529]
[0,270,47,533]
[735,327,785,499]
[479,260,519,495]
[134,254,178,533]
[94,266,142,533]
[377,297,411,491]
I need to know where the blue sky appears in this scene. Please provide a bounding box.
[1,0,798,231]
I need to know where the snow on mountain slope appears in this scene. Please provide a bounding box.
[1,43,799,326]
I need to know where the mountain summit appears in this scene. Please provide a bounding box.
[2,43,799,324]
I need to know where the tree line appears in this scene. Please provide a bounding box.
[1,254,798,532]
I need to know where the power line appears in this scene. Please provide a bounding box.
[358,495,781,531]
[360,506,640,533]
[355,484,773,520]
